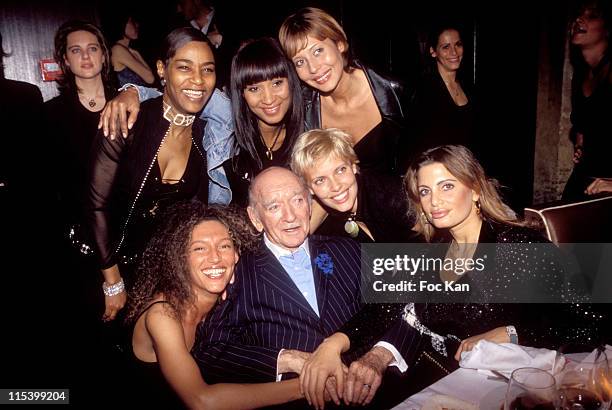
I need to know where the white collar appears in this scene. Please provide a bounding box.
[264,233,310,260]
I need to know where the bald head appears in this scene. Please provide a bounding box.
[248,167,309,207]
[247,167,312,251]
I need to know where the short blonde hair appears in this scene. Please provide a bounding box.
[279,7,351,69]
[290,128,358,178]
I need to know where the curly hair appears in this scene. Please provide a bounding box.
[124,200,259,325]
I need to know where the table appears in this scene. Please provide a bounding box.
[392,367,507,409]
[393,352,592,409]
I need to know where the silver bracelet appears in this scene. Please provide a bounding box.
[102,279,125,297]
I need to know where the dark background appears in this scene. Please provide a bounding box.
[1,0,575,403]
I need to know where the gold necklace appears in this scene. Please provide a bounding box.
[79,94,100,108]
[78,89,104,108]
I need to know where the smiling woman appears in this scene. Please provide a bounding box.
[279,7,410,175]
[87,27,217,323]
[124,200,303,408]
[290,128,417,243]
[224,37,304,206]
[410,23,475,155]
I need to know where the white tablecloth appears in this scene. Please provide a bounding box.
[393,352,590,410]
[392,367,507,409]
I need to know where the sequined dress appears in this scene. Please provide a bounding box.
[340,221,609,385]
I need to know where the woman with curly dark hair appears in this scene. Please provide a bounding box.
[125,200,302,409]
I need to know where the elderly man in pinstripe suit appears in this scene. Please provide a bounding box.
[195,167,420,408]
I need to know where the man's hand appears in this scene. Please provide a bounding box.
[344,346,392,406]
[98,87,141,139]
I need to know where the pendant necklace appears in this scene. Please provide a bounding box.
[260,127,283,161]
[88,98,96,108]
[344,212,359,238]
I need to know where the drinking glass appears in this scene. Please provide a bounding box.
[557,350,610,410]
[504,367,558,410]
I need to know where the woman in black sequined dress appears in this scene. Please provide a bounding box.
[297,145,607,405]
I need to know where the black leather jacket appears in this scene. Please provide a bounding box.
[302,61,411,174]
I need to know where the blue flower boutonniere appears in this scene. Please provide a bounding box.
[315,253,334,276]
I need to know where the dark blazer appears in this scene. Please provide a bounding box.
[195,235,420,383]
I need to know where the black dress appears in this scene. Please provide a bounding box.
[563,55,612,200]
[314,171,418,243]
[303,60,409,176]
[88,96,208,276]
[410,72,475,156]
[223,133,294,207]
[338,221,608,389]
[127,300,185,409]
[45,89,109,246]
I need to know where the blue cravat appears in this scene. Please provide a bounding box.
[278,247,320,316]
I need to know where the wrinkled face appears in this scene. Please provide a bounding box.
[64,30,105,80]
[430,29,463,74]
[571,6,608,47]
[291,36,346,93]
[304,156,358,213]
[124,17,139,41]
[158,40,215,114]
[188,220,239,296]
[243,77,292,127]
[416,162,479,232]
[247,169,311,251]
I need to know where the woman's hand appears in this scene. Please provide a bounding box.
[98,87,141,139]
[573,133,584,164]
[300,333,350,410]
[454,326,510,361]
[101,265,127,322]
[586,178,612,195]
[103,291,127,322]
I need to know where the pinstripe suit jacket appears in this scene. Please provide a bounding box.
[194,235,420,383]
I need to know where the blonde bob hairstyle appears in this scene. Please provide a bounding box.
[404,145,522,242]
[290,128,358,179]
[279,7,352,69]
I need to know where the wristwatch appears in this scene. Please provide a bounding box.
[506,325,518,344]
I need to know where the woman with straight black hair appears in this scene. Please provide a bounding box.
[224,37,304,205]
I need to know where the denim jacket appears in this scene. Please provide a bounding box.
[132,85,234,204]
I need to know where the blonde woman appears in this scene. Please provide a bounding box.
[290,128,416,243]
